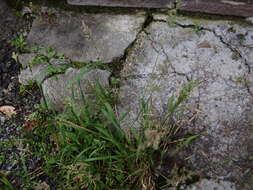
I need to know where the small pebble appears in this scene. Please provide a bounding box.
[0,115,6,123]
[246,17,253,25]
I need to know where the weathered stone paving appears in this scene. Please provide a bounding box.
[19,6,253,190]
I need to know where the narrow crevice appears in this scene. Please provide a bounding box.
[202,26,253,98]
[245,81,253,97]
[37,14,154,87]
[210,30,251,73]
[142,14,154,30]
[210,29,253,98]
[174,21,251,74]
[40,71,66,84]
[108,13,154,80]
[143,25,191,82]
[246,86,253,97]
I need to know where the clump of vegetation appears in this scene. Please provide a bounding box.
[19,79,38,96]
[0,76,199,189]
[8,29,199,189]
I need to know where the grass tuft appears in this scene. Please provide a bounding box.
[2,67,199,189]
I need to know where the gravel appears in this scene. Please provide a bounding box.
[0,1,42,188]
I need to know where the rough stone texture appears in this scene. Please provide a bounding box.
[18,53,37,68]
[186,179,236,190]
[26,8,146,63]
[19,64,49,85]
[118,16,253,189]
[42,68,111,111]
[165,179,236,190]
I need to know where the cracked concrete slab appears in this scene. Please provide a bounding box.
[26,7,146,63]
[20,5,253,188]
[118,16,253,189]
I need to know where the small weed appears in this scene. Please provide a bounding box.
[71,61,89,68]
[237,34,246,44]
[45,63,67,75]
[45,47,58,58]
[27,47,64,67]
[11,52,19,62]
[194,24,202,33]
[231,52,241,61]
[28,55,48,67]
[19,80,38,96]
[11,33,28,52]
[110,77,121,87]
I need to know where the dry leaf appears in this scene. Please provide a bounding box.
[0,105,17,117]
[197,41,212,48]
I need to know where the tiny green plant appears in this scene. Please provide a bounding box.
[110,77,121,87]
[28,55,48,67]
[11,33,27,52]
[27,47,60,67]
[19,79,38,95]
[194,24,202,33]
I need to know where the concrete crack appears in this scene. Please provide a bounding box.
[206,27,253,98]
[175,22,251,73]
[207,28,253,98]
[143,27,191,81]
[245,83,253,97]
[109,13,152,79]
[152,18,253,97]
[210,29,251,73]
[153,18,251,73]
[123,14,253,98]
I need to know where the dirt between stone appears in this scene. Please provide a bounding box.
[0,1,42,188]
